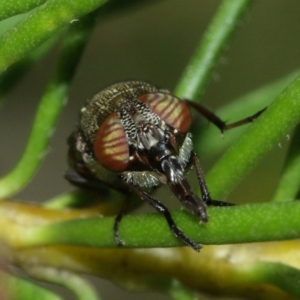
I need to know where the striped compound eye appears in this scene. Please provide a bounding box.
[138,93,191,133]
[94,112,129,172]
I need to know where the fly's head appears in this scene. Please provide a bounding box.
[79,81,208,222]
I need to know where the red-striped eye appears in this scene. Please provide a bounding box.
[138,93,191,133]
[94,112,129,172]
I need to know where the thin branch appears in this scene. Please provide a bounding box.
[9,202,300,249]
[194,70,300,158]
[0,0,107,73]
[175,0,255,100]
[271,124,300,202]
[0,14,97,198]
[206,74,300,200]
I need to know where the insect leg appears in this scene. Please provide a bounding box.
[65,169,111,196]
[113,197,130,246]
[122,180,202,251]
[186,100,266,133]
[191,152,233,207]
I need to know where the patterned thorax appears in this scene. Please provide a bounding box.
[118,97,162,142]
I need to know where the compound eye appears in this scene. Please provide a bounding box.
[94,112,129,172]
[138,93,191,133]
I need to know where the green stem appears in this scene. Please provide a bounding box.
[0,0,47,22]
[271,124,300,202]
[246,262,300,299]
[0,0,107,73]
[167,281,198,300]
[0,14,96,199]
[0,31,61,102]
[194,70,300,158]
[42,190,98,209]
[1,271,63,300]
[25,266,100,300]
[19,202,300,249]
[175,0,254,100]
[206,74,300,200]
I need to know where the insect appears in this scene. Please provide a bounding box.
[65,81,263,251]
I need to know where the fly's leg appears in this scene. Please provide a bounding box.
[66,131,101,191]
[191,151,233,207]
[66,166,135,247]
[186,101,266,133]
[65,169,109,195]
[121,180,202,251]
[113,197,131,246]
[186,101,265,206]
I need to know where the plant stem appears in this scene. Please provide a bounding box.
[194,69,300,158]
[175,0,254,100]
[244,262,300,299]
[1,271,63,300]
[0,0,46,22]
[24,266,100,300]
[206,74,300,200]
[0,14,96,198]
[271,124,300,202]
[0,0,107,73]
[0,32,61,102]
[13,202,300,249]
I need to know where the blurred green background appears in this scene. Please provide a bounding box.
[0,0,300,299]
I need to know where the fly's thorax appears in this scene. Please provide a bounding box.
[117,97,167,151]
